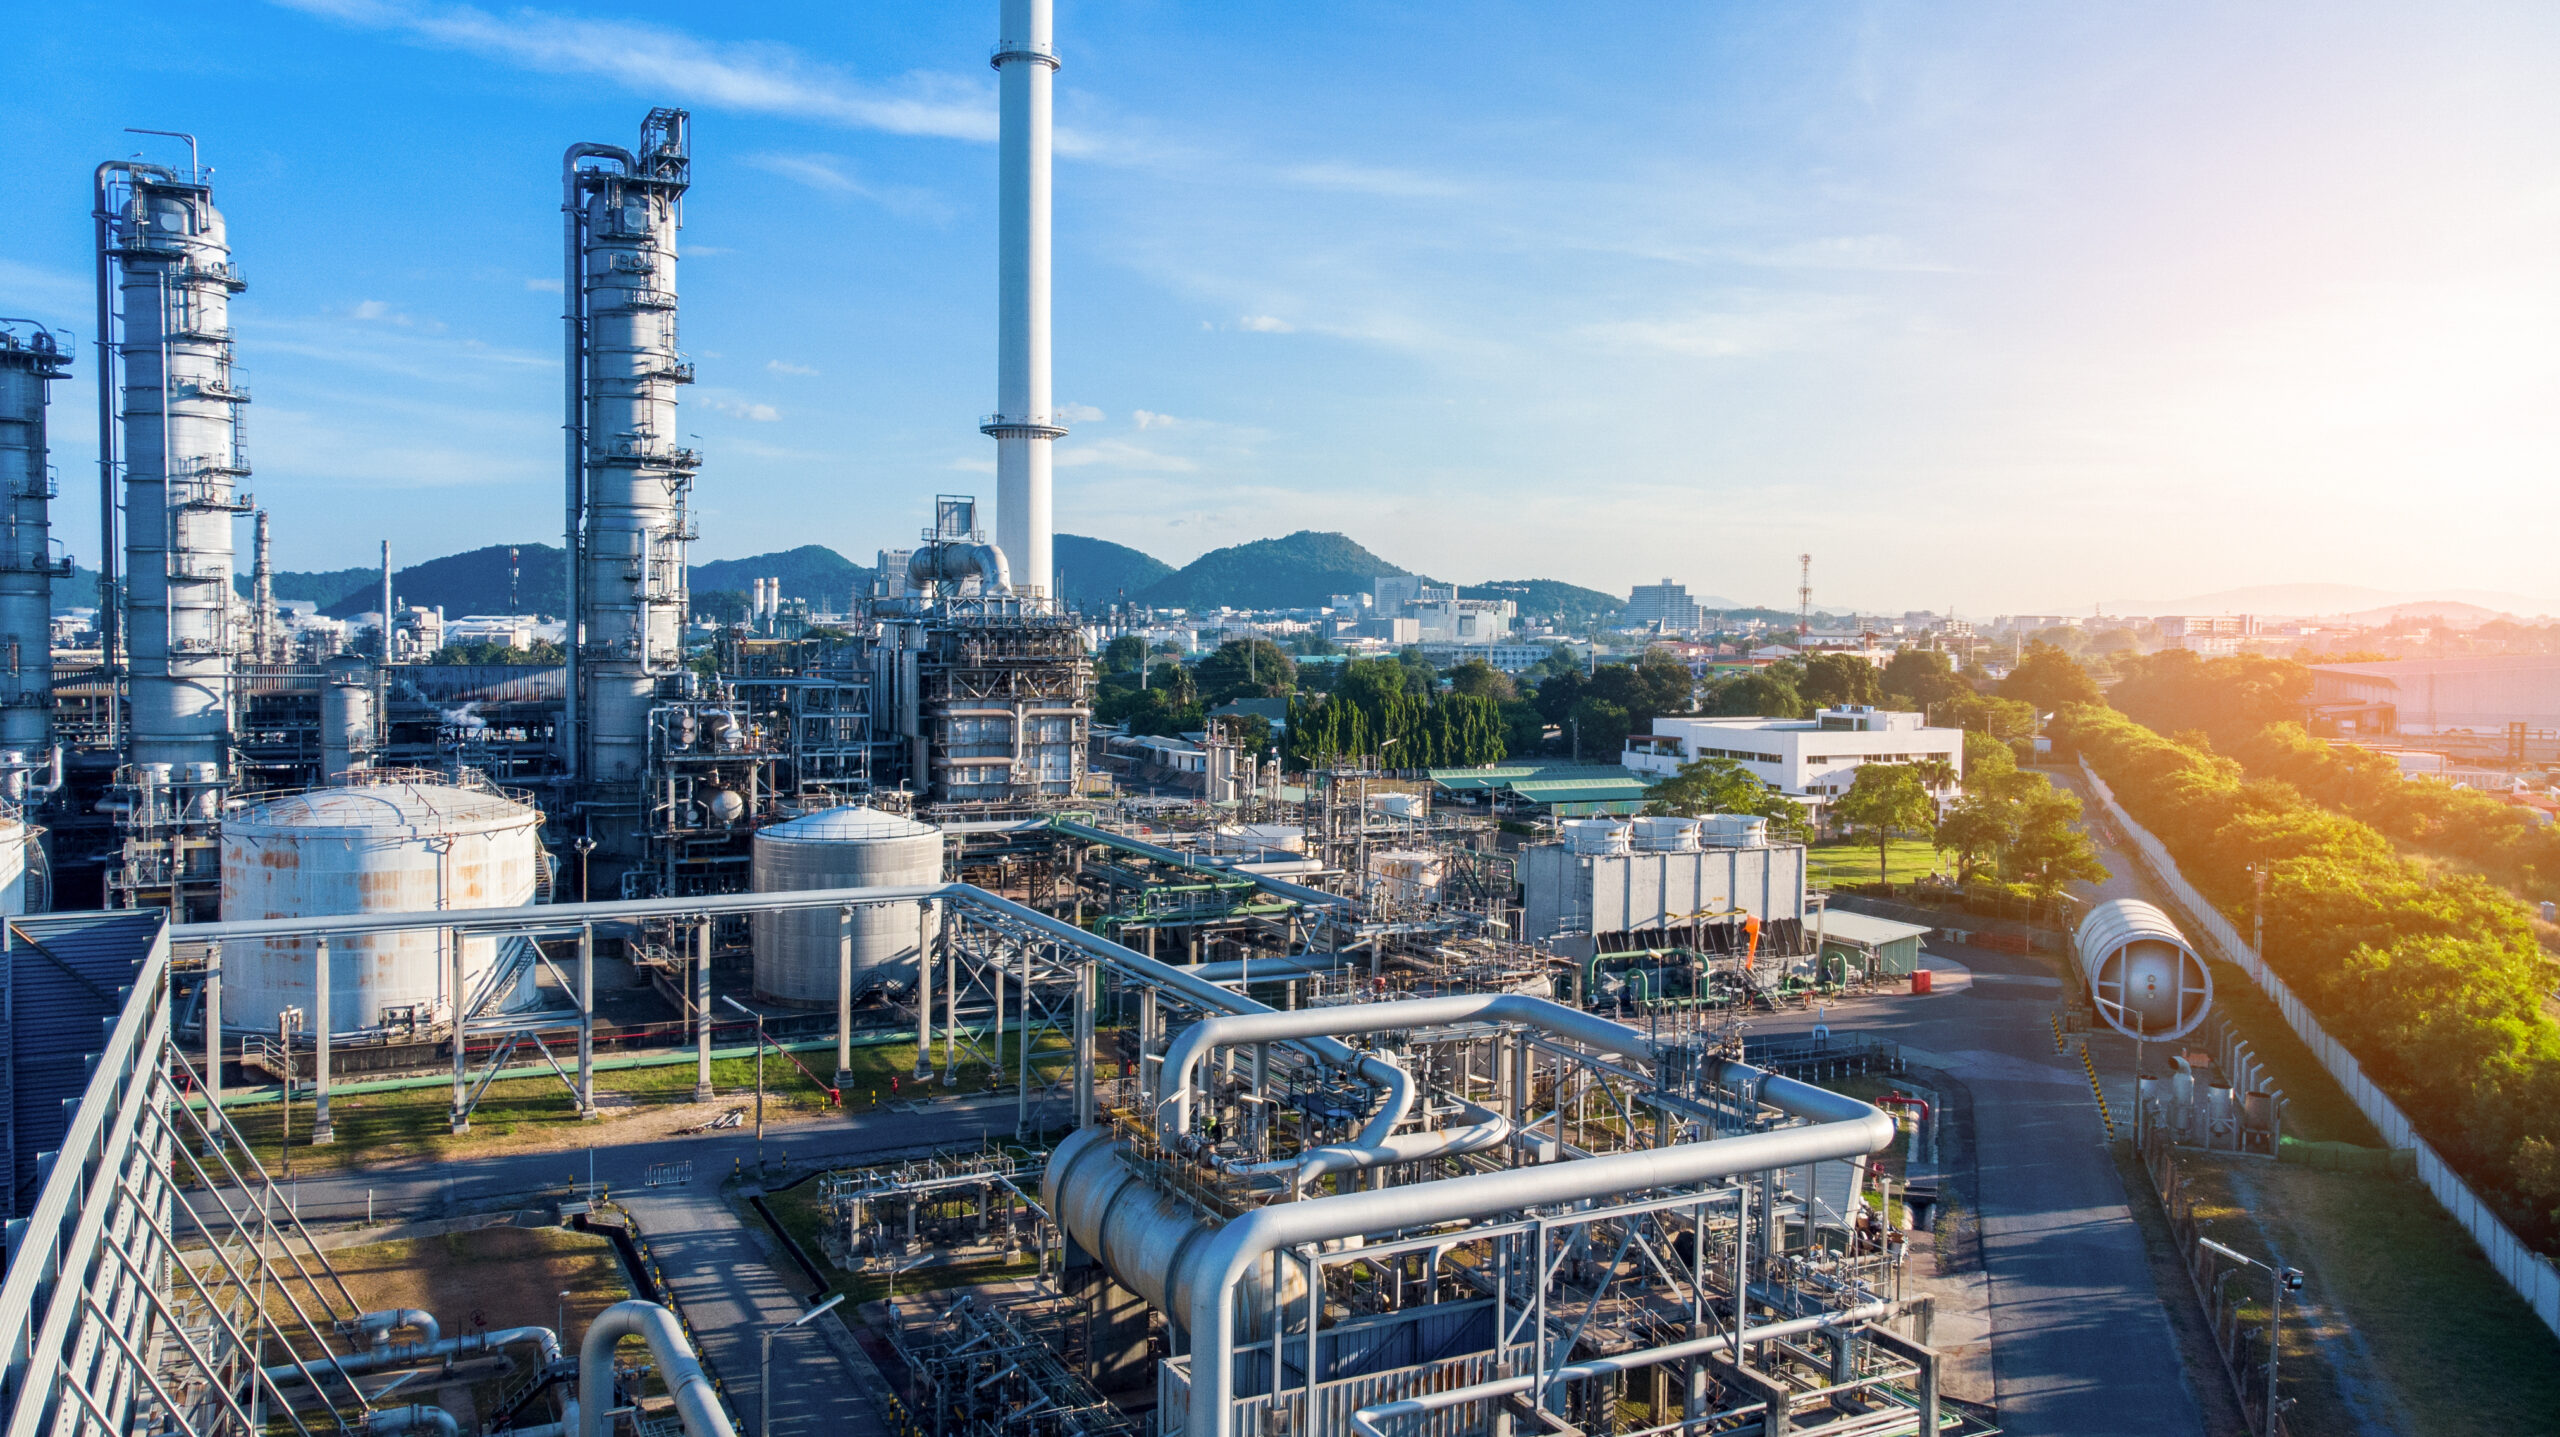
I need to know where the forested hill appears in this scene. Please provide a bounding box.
[1135,531,1414,610]
[1462,579,1623,627]
[1056,534,1173,610]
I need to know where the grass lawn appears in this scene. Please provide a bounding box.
[1807,837,1947,888]
[2178,1154,2560,1437]
[219,1030,1084,1179]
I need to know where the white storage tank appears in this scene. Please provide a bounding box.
[1562,819,1630,855]
[1369,792,1425,821]
[1204,823,1307,857]
[1629,816,1699,852]
[1696,814,1771,848]
[219,776,545,1033]
[751,806,944,1006]
[2074,898,2212,1041]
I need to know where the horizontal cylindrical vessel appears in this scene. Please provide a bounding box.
[0,817,27,915]
[750,806,943,1006]
[1040,1127,1309,1338]
[2074,897,2212,1041]
[219,777,545,1032]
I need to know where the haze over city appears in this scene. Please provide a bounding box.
[5,0,2555,611]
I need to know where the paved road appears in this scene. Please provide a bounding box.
[208,1091,1029,1437]
[1756,925,2208,1437]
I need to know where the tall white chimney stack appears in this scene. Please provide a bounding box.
[985,0,1061,601]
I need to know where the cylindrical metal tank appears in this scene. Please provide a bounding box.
[113,168,245,778]
[219,777,545,1033]
[2074,898,2212,1041]
[750,806,943,1006]
[0,323,68,755]
[1696,814,1770,848]
[1369,792,1424,821]
[0,816,28,915]
[1205,823,1305,857]
[320,656,374,781]
[1630,816,1698,852]
[1042,1127,1310,1339]
[1563,819,1629,855]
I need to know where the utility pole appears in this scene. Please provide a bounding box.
[2199,1237,2300,1436]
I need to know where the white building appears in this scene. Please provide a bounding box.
[1627,580,1703,633]
[1410,597,1515,644]
[1417,641,1557,671]
[1621,706,1965,816]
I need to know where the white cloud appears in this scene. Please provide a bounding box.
[1580,294,1868,359]
[1131,410,1179,430]
[707,398,781,422]
[524,277,563,294]
[1053,439,1196,473]
[1282,163,1467,199]
[1236,315,1295,333]
[1059,402,1106,423]
[744,153,952,221]
[766,359,818,377]
[275,0,1000,142]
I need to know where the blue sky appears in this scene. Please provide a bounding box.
[5,1,2556,612]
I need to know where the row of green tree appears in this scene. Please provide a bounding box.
[1283,657,1507,769]
[2055,701,2560,1241]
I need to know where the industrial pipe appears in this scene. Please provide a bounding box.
[357,1308,439,1346]
[1158,993,1660,1143]
[906,541,1012,596]
[1347,1302,1893,1436]
[1231,1094,1514,1192]
[262,1325,556,1386]
[1182,1060,1897,1437]
[363,1406,459,1437]
[579,1300,733,1437]
[2074,898,2212,1041]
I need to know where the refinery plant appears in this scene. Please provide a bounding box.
[0,6,2363,1437]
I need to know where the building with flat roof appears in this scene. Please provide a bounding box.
[2307,656,2560,738]
[1622,706,1964,816]
[1627,579,1703,633]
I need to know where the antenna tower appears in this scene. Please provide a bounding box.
[1797,553,1812,641]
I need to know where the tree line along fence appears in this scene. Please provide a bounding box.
[2078,758,2560,1338]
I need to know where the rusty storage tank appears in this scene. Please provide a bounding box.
[750,806,944,1006]
[219,773,545,1032]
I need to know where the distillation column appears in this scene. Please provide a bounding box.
[0,324,69,752]
[984,0,1063,601]
[108,164,250,776]
[566,110,696,850]
[251,507,275,662]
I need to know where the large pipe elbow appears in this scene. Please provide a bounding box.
[579,1301,733,1437]
[364,1407,459,1437]
[360,1308,440,1347]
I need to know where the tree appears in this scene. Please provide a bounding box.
[1445,657,1519,703]
[1643,756,1808,839]
[1528,645,1582,680]
[1194,638,1296,703]
[1937,691,2039,742]
[2001,641,2102,712]
[2004,786,2107,898]
[1802,651,1882,709]
[1881,647,1969,711]
[1100,634,1148,675]
[1705,668,1802,718]
[1499,699,1549,755]
[1828,764,1935,883]
[1567,696,1630,763]
[1934,791,2018,883]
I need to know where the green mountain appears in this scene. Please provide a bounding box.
[691,545,870,606]
[1055,534,1173,611]
[321,544,567,618]
[1463,579,1624,627]
[1136,531,1413,611]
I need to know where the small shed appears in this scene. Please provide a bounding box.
[1816,909,1933,980]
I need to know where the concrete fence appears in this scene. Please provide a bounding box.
[2079,758,2560,1338]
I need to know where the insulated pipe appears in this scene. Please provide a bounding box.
[1159,994,1657,1142]
[363,1407,459,1437]
[1182,1060,1896,1437]
[1050,819,1353,911]
[1348,1302,1892,1437]
[1227,1095,1513,1190]
[360,1309,439,1346]
[262,1326,556,1385]
[579,1300,733,1437]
